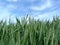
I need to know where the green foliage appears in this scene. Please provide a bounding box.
[0,16,60,45]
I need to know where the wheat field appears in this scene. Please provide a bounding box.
[0,16,60,45]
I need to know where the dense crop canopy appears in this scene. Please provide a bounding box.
[0,16,60,45]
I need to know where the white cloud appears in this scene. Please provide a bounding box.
[0,6,16,23]
[0,7,10,20]
[30,0,53,11]
[34,10,60,21]
[6,4,17,10]
[6,0,18,2]
[23,0,35,2]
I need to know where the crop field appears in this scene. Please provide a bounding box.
[0,16,60,45]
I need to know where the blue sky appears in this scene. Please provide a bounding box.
[0,0,60,21]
